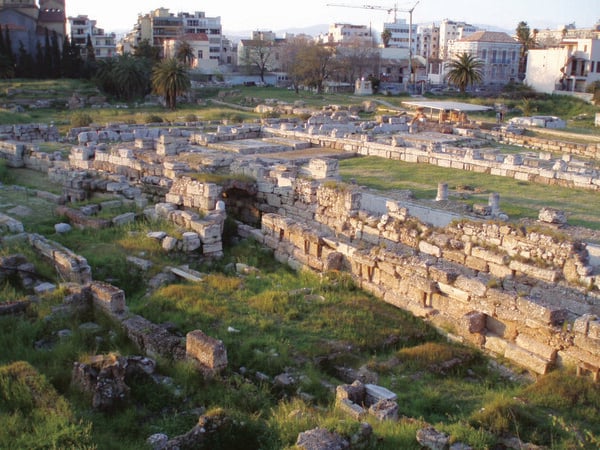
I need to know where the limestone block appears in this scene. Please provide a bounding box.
[516,333,557,361]
[516,296,568,326]
[471,247,510,266]
[186,330,227,372]
[365,384,397,405]
[337,398,366,420]
[484,334,508,355]
[419,241,441,258]
[464,255,489,272]
[112,212,136,227]
[462,311,487,334]
[369,399,399,421]
[453,275,487,297]
[437,282,470,303]
[182,232,201,252]
[90,281,126,314]
[509,260,559,282]
[504,343,552,374]
[162,236,178,251]
[488,262,514,279]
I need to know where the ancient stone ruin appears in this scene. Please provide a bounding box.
[2,109,600,383]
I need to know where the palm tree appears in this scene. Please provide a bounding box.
[446,52,484,93]
[175,40,195,67]
[516,21,536,76]
[381,29,392,48]
[152,58,190,110]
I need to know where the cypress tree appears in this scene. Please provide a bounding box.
[4,26,14,64]
[51,30,60,78]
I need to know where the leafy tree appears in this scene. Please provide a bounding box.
[281,36,310,93]
[175,40,194,67]
[240,38,275,83]
[288,42,335,93]
[133,38,160,62]
[61,35,82,78]
[94,54,151,101]
[151,57,191,110]
[381,28,392,48]
[446,52,484,93]
[335,37,380,84]
[516,21,536,76]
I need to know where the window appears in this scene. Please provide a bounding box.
[592,61,595,72]
[481,49,487,60]
[198,50,203,59]
[597,62,600,73]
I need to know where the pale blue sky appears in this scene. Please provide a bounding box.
[67,0,599,34]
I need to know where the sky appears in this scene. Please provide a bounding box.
[66,0,599,35]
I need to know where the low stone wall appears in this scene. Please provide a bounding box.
[0,123,59,142]
[27,233,92,284]
[263,126,600,191]
[232,174,600,376]
[480,129,600,161]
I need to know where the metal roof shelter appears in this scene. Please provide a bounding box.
[402,101,492,113]
[402,100,492,125]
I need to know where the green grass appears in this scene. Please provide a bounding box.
[340,156,600,230]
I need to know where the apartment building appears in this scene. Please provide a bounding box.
[324,23,374,45]
[67,15,116,59]
[120,8,223,60]
[163,33,218,71]
[448,31,521,85]
[526,37,600,94]
[439,19,478,59]
[383,18,417,55]
[417,22,439,59]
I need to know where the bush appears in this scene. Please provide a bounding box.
[144,114,164,124]
[184,113,198,122]
[70,112,93,127]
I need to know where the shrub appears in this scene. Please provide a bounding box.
[144,114,164,124]
[0,159,14,184]
[70,112,93,127]
[184,113,198,122]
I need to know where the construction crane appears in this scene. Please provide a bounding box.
[326,2,419,24]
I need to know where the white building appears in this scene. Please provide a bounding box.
[448,31,521,85]
[67,15,116,59]
[526,38,600,94]
[325,23,374,45]
[383,18,417,55]
[439,19,478,59]
[163,33,217,72]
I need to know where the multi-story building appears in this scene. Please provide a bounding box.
[0,0,65,55]
[67,15,116,59]
[417,23,439,59]
[439,19,478,59]
[526,37,600,94]
[163,33,217,72]
[324,23,374,45]
[448,31,521,85]
[120,8,223,60]
[383,18,417,55]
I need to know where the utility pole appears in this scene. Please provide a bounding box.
[407,1,420,92]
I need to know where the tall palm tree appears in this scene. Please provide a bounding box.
[175,40,195,67]
[516,21,536,76]
[446,52,484,93]
[381,29,392,48]
[151,58,190,110]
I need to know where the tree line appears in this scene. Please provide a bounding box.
[0,25,97,79]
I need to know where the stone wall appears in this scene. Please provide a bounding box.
[236,178,600,376]
[263,126,600,191]
[27,233,92,284]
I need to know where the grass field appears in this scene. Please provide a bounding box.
[340,156,600,230]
